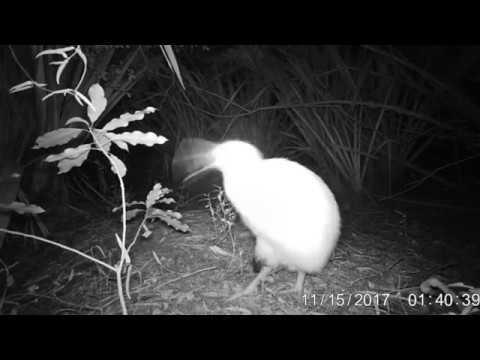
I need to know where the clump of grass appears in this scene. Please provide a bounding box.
[203,186,236,238]
[202,186,237,248]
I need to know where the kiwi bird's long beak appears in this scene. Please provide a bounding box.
[181,162,216,184]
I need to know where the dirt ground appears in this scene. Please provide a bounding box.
[2,197,480,315]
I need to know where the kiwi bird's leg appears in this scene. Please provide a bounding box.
[294,271,306,294]
[277,271,306,296]
[227,266,272,301]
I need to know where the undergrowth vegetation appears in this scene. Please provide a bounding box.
[124,45,477,207]
[0,45,187,314]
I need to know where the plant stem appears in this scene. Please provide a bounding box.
[91,129,129,314]
[115,267,127,315]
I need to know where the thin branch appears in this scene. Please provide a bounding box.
[8,45,34,82]
[380,153,480,200]
[0,229,115,272]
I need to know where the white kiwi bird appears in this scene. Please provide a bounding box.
[173,138,341,301]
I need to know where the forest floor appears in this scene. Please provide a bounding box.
[2,196,480,315]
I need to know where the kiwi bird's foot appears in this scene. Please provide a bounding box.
[226,266,272,302]
[276,271,306,297]
[276,286,304,298]
[226,287,257,302]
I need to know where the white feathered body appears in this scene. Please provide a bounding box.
[219,152,341,274]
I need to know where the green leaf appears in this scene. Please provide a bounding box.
[65,117,89,127]
[146,183,171,208]
[75,46,88,72]
[106,131,167,147]
[160,45,185,89]
[73,90,95,111]
[36,46,75,59]
[151,209,190,232]
[112,201,145,214]
[109,154,126,178]
[0,202,45,215]
[101,107,156,132]
[45,144,91,174]
[33,128,83,149]
[9,80,47,94]
[57,153,90,174]
[124,200,146,209]
[87,83,107,123]
[125,208,145,221]
[158,197,175,204]
[45,144,91,162]
[112,139,129,151]
[55,60,68,85]
[162,209,183,219]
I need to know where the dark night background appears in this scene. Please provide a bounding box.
[1,45,480,315]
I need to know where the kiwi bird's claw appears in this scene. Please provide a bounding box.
[227,266,272,301]
[276,287,295,295]
[226,283,261,301]
[276,286,304,297]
